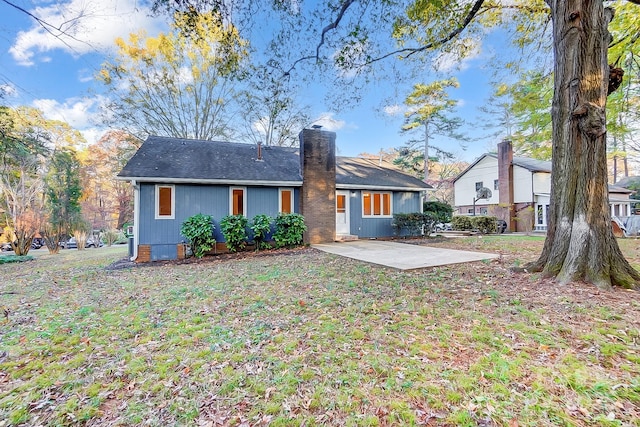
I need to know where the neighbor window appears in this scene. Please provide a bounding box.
[362,192,392,217]
[230,187,246,216]
[475,181,483,191]
[279,188,293,213]
[155,185,175,219]
[494,179,499,190]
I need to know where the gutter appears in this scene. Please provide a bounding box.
[116,176,303,187]
[131,179,140,262]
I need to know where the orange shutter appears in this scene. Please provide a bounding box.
[232,189,244,215]
[281,190,292,213]
[158,187,172,216]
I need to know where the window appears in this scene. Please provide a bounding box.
[475,181,483,191]
[155,185,175,219]
[230,187,246,216]
[362,192,392,217]
[279,188,293,213]
[336,194,346,214]
[494,179,499,190]
[537,205,543,224]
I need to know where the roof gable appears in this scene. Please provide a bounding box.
[454,153,552,183]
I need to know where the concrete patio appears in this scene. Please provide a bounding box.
[312,240,499,270]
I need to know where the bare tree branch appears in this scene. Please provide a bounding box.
[365,0,486,64]
[283,0,357,76]
[1,0,93,51]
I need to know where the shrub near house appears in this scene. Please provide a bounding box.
[180,214,216,258]
[181,213,305,258]
[451,215,500,234]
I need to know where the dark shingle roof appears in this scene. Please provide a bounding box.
[118,135,431,190]
[511,156,552,173]
[608,184,633,194]
[337,157,431,190]
[117,136,302,184]
[615,176,640,189]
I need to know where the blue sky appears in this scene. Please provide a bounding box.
[0,0,510,163]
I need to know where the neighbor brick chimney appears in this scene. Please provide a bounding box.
[299,128,336,244]
[498,140,516,231]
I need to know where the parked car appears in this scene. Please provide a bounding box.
[434,222,452,232]
[61,237,104,249]
[60,238,78,249]
[1,242,13,252]
[86,237,104,248]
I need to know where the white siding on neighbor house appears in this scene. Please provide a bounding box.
[532,172,551,196]
[454,156,500,207]
[513,165,534,203]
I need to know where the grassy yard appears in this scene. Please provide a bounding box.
[1,237,639,426]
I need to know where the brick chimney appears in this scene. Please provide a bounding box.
[299,128,336,244]
[497,140,516,231]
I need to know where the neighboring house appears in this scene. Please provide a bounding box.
[453,140,633,232]
[117,128,432,261]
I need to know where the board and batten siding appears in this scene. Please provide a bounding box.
[138,183,299,260]
[348,190,423,238]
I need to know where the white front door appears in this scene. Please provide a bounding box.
[336,191,350,235]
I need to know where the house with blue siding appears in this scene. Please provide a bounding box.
[117,128,431,261]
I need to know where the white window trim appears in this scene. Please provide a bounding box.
[155,184,175,219]
[361,191,393,218]
[279,188,294,213]
[229,186,247,216]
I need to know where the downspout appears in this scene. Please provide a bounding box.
[131,179,140,262]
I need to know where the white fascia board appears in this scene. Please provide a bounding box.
[336,184,432,192]
[116,176,303,187]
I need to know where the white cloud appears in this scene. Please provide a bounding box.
[32,95,108,144]
[1,83,18,98]
[310,112,347,132]
[433,38,482,73]
[78,127,105,145]
[77,68,94,83]
[383,104,404,117]
[9,0,165,66]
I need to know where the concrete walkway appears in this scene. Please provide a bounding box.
[312,240,499,270]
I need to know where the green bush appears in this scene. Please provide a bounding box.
[392,212,437,236]
[103,229,121,246]
[251,214,273,251]
[451,216,473,231]
[273,213,307,248]
[423,201,453,223]
[0,255,34,264]
[220,214,248,253]
[180,214,216,258]
[471,216,498,234]
[450,216,499,233]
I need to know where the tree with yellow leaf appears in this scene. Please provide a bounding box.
[100,11,248,140]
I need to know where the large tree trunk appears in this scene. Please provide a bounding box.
[527,1,640,290]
